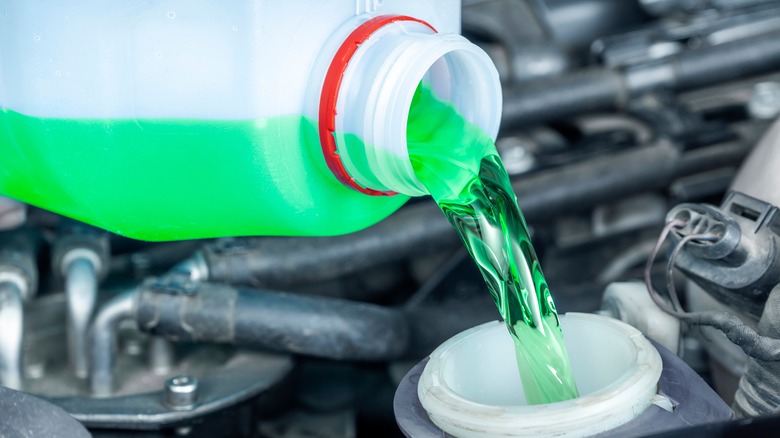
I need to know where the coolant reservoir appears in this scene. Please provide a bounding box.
[0,0,500,241]
[396,313,734,437]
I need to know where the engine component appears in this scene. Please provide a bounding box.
[644,216,780,364]
[52,221,111,379]
[660,101,780,419]
[19,292,293,434]
[748,82,780,120]
[667,117,780,319]
[667,193,780,318]
[0,227,38,390]
[0,196,25,231]
[503,19,780,127]
[0,281,23,389]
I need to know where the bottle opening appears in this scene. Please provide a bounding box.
[415,48,502,144]
[318,15,435,197]
[390,47,503,196]
[320,15,501,197]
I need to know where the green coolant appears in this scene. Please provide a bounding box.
[2,81,579,403]
[0,111,408,240]
[407,85,580,404]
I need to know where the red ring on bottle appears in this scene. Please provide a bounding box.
[318,15,437,196]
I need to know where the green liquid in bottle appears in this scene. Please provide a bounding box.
[407,85,579,404]
[0,111,408,240]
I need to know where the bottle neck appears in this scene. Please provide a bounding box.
[318,15,501,197]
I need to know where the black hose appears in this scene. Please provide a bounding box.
[733,284,780,417]
[675,136,760,176]
[502,69,627,127]
[203,129,763,288]
[203,205,458,288]
[135,281,409,361]
[673,30,780,90]
[512,139,679,220]
[686,311,780,361]
[204,141,677,286]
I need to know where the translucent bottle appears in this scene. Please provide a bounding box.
[0,0,501,241]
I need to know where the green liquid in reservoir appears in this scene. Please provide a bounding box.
[407,84,580,404]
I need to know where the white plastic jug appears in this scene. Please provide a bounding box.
[0,0,501,240]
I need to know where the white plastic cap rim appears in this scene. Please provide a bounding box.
[417,313,663,438]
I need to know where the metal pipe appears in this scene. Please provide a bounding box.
[169,252,209,282]
[65,256,98,379]
[89,290,137,397]
[148,337,175,375]
[0,282,23,390]
[0,196,26,231]
[0,228,38,390]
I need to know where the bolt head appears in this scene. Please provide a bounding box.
[749,82,780,120]
[164,375,199,410]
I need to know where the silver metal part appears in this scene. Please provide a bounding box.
[0,281,23,390]
[0,197,26,231]
[60,248,102,278]
[171,252,209,282]
[164,375,199,410]
[89,290,137,397]
[149,337,176,375]
[0,271,30,302]
[16,291,294,429]
[62,348,292,429]
[495,136,536,175]
[748,82,780,120]
[64,254,98,379]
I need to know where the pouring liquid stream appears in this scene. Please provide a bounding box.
[407,84,579,404]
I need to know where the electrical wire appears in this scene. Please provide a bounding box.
[644,219,688,317]
[644,218,780,361]
[643,217,720,318]
[666,233,720,312]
